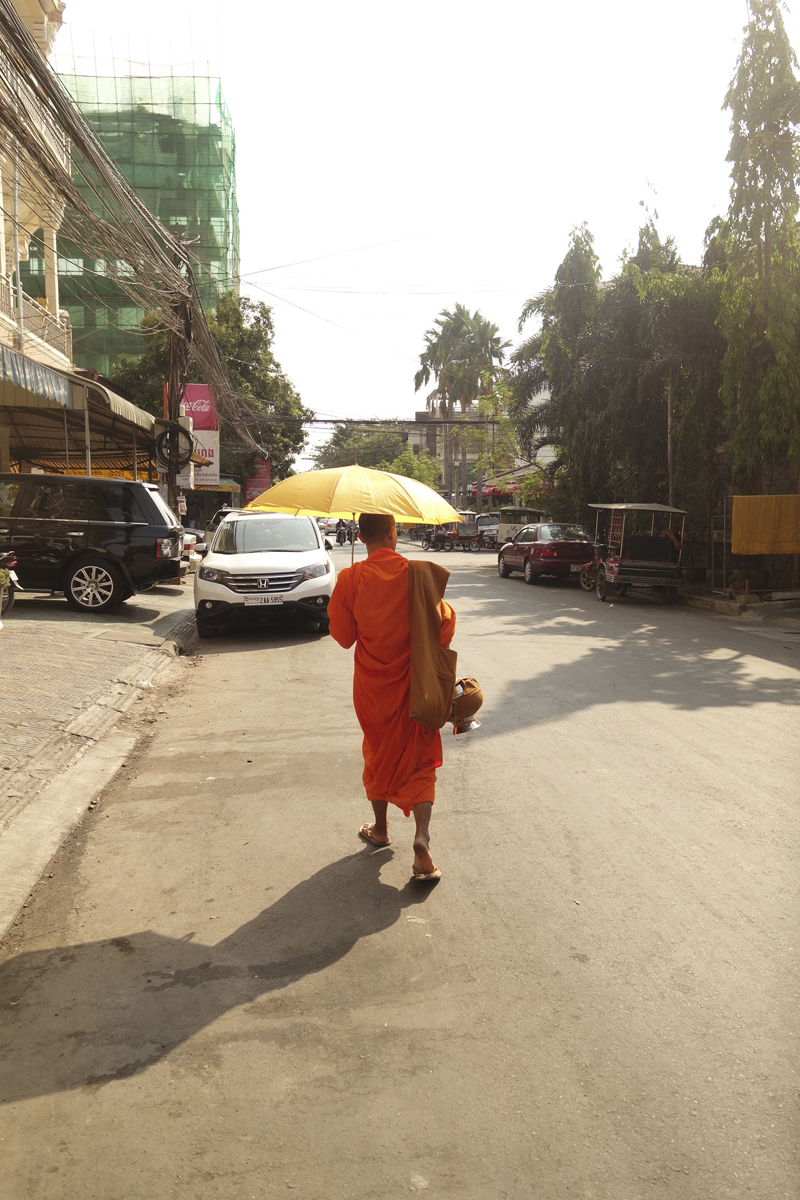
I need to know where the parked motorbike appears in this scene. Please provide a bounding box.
[336,522,359,546]
[421,528,453,552]
[0,550,22,622]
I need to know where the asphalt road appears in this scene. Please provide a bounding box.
[1,543,798,1200]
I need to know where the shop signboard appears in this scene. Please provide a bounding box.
[244,459,271,505]
[193,430,220,486]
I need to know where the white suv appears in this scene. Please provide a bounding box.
[193,512,335,638]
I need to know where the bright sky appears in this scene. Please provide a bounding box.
[53,0,796,463]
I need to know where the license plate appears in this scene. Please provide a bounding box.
[570,564,581,572]
[243,594,284,606]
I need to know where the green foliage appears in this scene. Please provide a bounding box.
[205,294,312,479]
[719,0,800,485]
[506,1,800,513]
[724,0,800,281]
[374,449,442,488]
[508,223,727,520]
[457,386,519,476]
[110,293,312,480]
[312,423,407,470]
[518,465,576,522]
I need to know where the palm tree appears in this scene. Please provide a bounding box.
[415,305,507,502]
[452,313,509,505]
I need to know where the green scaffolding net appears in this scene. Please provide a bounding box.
[21,67,239,376]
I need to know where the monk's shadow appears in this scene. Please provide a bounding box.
[0,850,431,1104]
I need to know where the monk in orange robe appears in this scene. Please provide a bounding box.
[328,513,456,880]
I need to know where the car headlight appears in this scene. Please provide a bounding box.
[300,562,331,580]
[198,565,232,584]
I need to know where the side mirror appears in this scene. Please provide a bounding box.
[196,543,209,557]
[324,539,333,551]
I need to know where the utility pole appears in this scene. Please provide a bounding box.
[165,238,194,510]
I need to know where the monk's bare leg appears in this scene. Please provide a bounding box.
[412,802,437,876]
[360,800,390,846]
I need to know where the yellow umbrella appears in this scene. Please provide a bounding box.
[244,464,461,562]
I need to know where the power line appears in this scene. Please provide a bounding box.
[240,233,431,278]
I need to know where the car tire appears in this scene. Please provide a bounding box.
[579,566,595,592]
[317,619,331,634]
[443,539,453,552]
[524,558,539,585]
[64,557,125,613]
[498,554,511,578]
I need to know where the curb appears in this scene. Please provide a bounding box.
[0,730,139,940]
[680,594,752,616]
[161,613,198,658]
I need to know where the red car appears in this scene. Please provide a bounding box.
[497,522,593,584]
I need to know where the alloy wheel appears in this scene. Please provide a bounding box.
[69,564,116,609]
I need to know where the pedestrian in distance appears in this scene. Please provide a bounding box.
[327,513,456,881]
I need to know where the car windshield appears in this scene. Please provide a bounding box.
[538,524,591,541]
[213,517,319,554]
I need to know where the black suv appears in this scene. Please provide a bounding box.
[0,473,184,613]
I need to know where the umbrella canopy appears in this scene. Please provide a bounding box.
[244,464,461,525]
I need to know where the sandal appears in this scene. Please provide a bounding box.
[359,823,391,847]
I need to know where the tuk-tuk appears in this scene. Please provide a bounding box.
[587,503,686,602]
[421,521,482,552]
[496,507,547,545]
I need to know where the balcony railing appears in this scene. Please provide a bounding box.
[0,274,72,361]
[0,47,70,172]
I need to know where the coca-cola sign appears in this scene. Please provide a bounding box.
[183,384,218,431]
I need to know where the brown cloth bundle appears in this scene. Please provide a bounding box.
[731,494,800,555]
[408,560,458,729]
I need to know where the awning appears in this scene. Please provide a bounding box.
[0,369,158,473]
[192,477,241,494]
[0,344,70,408]
[101,387,155,432]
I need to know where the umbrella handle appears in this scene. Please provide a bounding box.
[351,513,355,565]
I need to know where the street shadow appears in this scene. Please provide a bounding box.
[10,594,166,626]
[189,620,330,656]
[433,567,800,735]
[0,850,431,1104]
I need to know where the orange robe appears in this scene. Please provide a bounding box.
[328,547,456,815]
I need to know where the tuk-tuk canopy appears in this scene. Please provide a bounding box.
[588,503,687,514]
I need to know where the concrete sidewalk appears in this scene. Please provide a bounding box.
[0,589,194,937]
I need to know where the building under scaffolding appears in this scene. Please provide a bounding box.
[21,62,239,377]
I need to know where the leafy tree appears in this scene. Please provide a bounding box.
[720,0,800,486]
[312,423,407,469]
[374,448,442,489]
[457,385,520,504]
[508,223,603,514]
[518,465,576,523]
[724,0,800,284]
[509,223,726,522]
[111,293,312,480]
